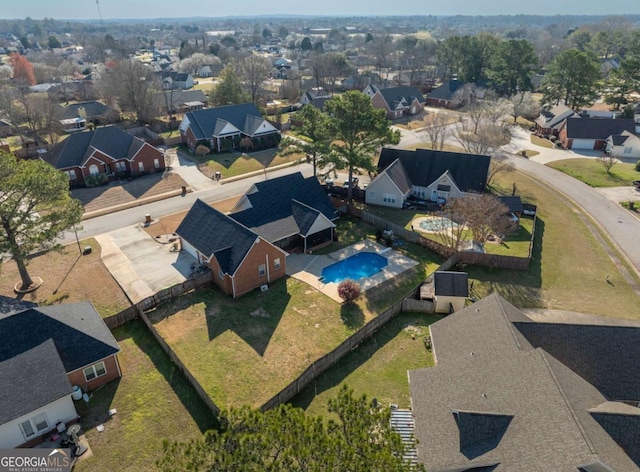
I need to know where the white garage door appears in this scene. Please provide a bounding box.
[181,239,199,261]
[571,139,596,150]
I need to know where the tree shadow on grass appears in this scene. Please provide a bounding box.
[290,313,443,411]
[467,217,544,308]
[340,302,365,330]
[204,278,291,357]
[117,318,219,433]
[76,378,120,431]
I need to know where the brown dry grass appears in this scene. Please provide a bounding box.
[0,239,131,317]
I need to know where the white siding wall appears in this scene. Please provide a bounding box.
[0,396,77,448]
[611,144,640,159]
[365,173,405,208]
[435,296,466,314]
[181,239,200,262]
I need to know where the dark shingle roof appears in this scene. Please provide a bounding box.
[376,86,426,109]
[381,158,411,193]
[0,302,121,373]
[58,101,112,120]
[43,125,152,170]
[176,199,259,275]
[434,271,469,298]
[564,117,636,140]
[230,173,337,244]
[428,79,464,102]
[497,196,523,213]
[0,295,37,316]
[183,103,266,140]
[155,89,207,108]
[0,340,72,424]
[409,294,640,471]
[377,148,490,193]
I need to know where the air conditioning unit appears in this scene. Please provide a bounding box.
[260,284,269,292]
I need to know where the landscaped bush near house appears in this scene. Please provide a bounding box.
[96,173,109,185]
[84,175,98,187]
[338,279,361,304]
[195,144,210,156]
[635,160,640,172]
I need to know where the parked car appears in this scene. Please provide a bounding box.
[343,177,359,188]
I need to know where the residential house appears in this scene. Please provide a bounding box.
[176,199,288,298]
[197,65,212,78]
[432,271,468,313]
[408,293,640,471]
[230,172,338,253]
[180,103,280,152]
[47,80,95,102]
[57,100,120,133]
[155,89,208,115]
[497,196,523,218]
[605,130,640,159]
[366,148,491,209]
[363,85,426,119]
[41,125,165,187]
[534,103,579,136]
[298,88,331,107]
[0,118,12,138]
[558,117,636,150]
[0,301,121,448]
[425,79,464,108]
[162,72,195,90]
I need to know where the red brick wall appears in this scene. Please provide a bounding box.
[207,257,234,296]
[132,143,164,173]
[371,93,392,117]
[558,127,571,149]
[183,127,198,150]
[232,239,287,297]
[66,355,121,392]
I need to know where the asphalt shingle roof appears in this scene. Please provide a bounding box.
[374,85,426,109]
[176,199,259,275]
[377,148,490,194]
[0,295,37,316]
[154,89,207,108]
[0,339,72,424]
[428,79,464,102]
[434,271,469,298]
[57,101,113,120]
[184,103,265,140]
[497,196,523,213]
[564,117,635,140]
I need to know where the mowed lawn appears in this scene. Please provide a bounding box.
[75,320,217,472]
[469,171,640,319]
[0,238,130,317]
[291,313,440,418]
[548,158,640,187]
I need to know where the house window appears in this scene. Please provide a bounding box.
[624,147,632,154]
[89,164,99,175]
[368,192,376,201]
[115,162,126,172]
[65,169,76,180]
[154,158,160,169]
[138,162,144,172]
[20,413,49,440]
[218,267,224,280]
[274,258,281,270]
[383,193,396,204]
[83,361,107,382]
[258,264,266,277]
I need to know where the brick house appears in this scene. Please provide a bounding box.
[0,300,121,448]
[176,199,288,298]
[558,117,636,150]
[41,125,165,187]
[425,79,464,109]
[57,100,120,133]
[534,103,579,137]
[363,85,426,119]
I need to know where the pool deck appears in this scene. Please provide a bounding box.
[285,240,418,302]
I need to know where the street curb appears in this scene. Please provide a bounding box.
[219,158,304,185]
[82,187,192,220]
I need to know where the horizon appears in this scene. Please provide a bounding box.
[4,0,640,22]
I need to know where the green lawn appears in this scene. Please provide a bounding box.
[75,320,217,472]
[403,142,466,153]
[547,158,640,187]
[177,144,302,179]
[531,135,555,148]
[468,171,640,319]
[291,313,440,417]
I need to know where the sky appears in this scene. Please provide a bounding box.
[3,0,640,20]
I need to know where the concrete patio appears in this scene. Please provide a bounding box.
[286,240,418,302]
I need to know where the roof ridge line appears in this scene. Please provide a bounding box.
[497,297,527,351]
[538,349,597,454]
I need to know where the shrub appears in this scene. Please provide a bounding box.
[635,160,640,172]
[195,144,210,156]
[337,279,361,304]
[84,175,98,187]
[96,173,109,185]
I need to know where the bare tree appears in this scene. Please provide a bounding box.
[487,152,516,185]
[462,194,517,244]
[0,84,23,138]
[236,54,271,104]
[430,200,468,257]
[421,112,451,150]
[455,120,509,156]
[509,91,540,123]
[597,154,618,174]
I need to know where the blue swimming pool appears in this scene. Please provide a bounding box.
[321,252,388,284]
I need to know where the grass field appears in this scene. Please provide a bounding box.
[547,158,640,187]
[403,142,466,153]
[291,313,440,417]
[531,135,555,148]
[75,320,217,472]
[0,238,130,317]
[178,145,302,179]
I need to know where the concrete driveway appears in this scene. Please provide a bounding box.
[95,225,197,303]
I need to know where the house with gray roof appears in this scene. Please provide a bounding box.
[162,71,194,90]
[179,103,280,152]
[559,117,636,150]
[363,84,426,119]
[426,79,465,109]
[408,293,640,471]
[605,130,640,158]
[230,172,338,253]
[0,302,121,448]
[534,103,580,137]
[154,89,208,115]
[41,125,165,187]
[176,199,288,298]
[57,100,120,133]
[366,148,491,208]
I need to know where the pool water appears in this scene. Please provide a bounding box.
[321,252,388,284]
[419,216,460,232]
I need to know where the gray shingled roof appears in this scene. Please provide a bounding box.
[0,302,121,373]
[184,103,266,140]
[535,103,578,129]
[42,125,150,170]
[409,294,640,471]
[377,148,490,194]
[381,158,412,194]
[0,340,73,424]
[496,196,523,214]
[564,117,635,140]
[155,89,207,108]
[57,101,113,120]
[428,79,464,102]
[176,199,259,275]
[434,271,469,298]
[230,173,337,244]
[376,86,426,109]
[0,295,37,316]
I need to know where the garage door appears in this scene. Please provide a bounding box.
[571,139,596,150]
[181,239,200,261]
